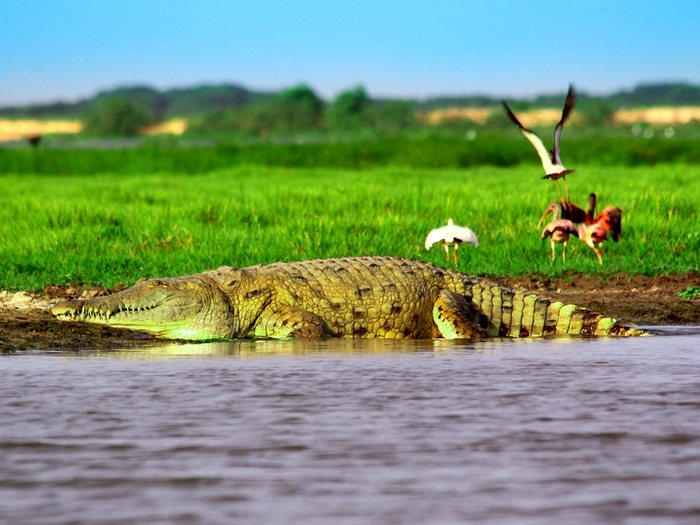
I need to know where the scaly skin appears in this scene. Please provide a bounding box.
[52,256,646,340]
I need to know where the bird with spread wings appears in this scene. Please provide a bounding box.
[425,219,478,266]
[578,193,623,265]
[502,85,576,202]
[538,194,623,265]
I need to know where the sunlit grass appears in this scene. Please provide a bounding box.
[0,164,698,290]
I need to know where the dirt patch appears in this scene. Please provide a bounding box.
[0,287,171,353]
[0,118,187,142]
[1,274,698,351]
[614,107,700,125]
[495,272,700,326]
[0,119,83,142]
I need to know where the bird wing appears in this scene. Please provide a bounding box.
[452,225,479,247]
[541,220,576,239]
[426,224,479,248]
[561,200,588,224]
[502,101,556,173]
[552,84,575,165]
[587,193,597,222]
[425,226,449,249]
[597,207,623,241]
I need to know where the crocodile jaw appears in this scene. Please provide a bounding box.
[52,276,236,340]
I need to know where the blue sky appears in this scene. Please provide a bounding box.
[1,0,699,105]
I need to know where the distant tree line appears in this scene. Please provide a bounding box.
[4,81,700,137]
[4,81,700,120]
[74,84,419,137]
[83,98,155,137]
[187,84,416,136]
[0,84,273,120]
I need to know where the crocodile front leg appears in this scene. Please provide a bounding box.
[432,290,489,339]
[253,306,332,339]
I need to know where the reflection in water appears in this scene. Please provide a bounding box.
[64,331,650,360]
[2,329,700,524]
[54,325,700,361]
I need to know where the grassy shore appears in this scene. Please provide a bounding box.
[0,164,698,290]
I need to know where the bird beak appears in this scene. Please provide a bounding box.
[537,208,552,230]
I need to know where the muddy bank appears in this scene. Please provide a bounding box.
[497,272,700,326]
[0,287,171,352]
[1,273,698,352]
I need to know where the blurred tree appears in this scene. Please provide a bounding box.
[576,99,616,126]
[91,86,167,119]
[83,98,154,137]
[372,100,417,131]
[189,84,324,135]
[326,86,371,129]
[273,84,325,131]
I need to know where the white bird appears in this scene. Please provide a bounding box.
[502,84,576,202]
[425,218,478,266]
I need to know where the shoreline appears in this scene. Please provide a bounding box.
[1,272,698,351]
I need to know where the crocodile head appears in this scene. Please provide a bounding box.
[51,275,238,340]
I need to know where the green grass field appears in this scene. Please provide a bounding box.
[3,135,700,175]
[0,164,698,291]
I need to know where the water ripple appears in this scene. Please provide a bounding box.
[1,333,700,524]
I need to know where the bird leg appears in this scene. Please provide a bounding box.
[553,180,565,202]
[584,238,604,265]
[562,177,571,203]
[453,244,459,266]
[443,243,450,262]
[594,248,603,265]
[587,242,604,265]
[562,240,568,263]
[550,240,556,265]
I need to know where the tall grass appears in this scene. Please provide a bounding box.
[2,136,700,175]
[0,164,698,291]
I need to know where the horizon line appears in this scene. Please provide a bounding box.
[2,78,698,110]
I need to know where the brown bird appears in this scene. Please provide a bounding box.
[542,217,579,264]
[578,193,623,264]
[537,202,585,264]
[537,198,589,229]
[503,85,576,202]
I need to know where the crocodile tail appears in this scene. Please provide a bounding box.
[468,280,647,337]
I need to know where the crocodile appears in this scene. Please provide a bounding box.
[51,256,645,340]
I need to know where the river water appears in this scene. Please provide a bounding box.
[1,328,700,525]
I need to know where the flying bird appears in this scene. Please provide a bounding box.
[503,85,576,201]
[425,218,478,266]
